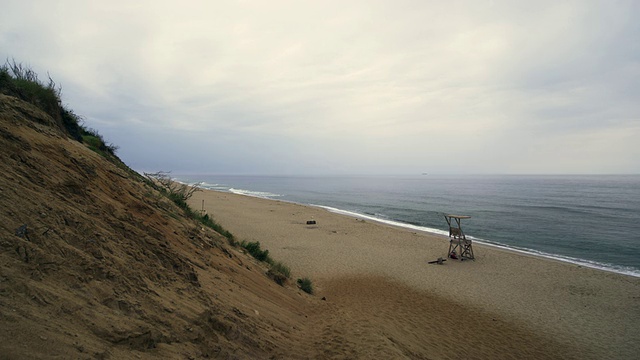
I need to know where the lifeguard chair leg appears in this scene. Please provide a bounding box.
[461,241,474,260]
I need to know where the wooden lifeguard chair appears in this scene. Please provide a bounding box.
[444,214,474,260]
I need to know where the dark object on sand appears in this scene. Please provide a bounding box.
[15,224,29,240]
[428,257,446,265]
[306,220,316,225]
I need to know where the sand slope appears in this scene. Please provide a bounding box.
[0,94,318,359]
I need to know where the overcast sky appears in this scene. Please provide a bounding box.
[2,0,639,175]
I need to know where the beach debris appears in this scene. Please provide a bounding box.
[306,220,316,225]
[428,257,446,265]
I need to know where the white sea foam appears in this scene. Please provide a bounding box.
[229,188,282,199]
[200,182,229,191]
[316,205,640,278]
[316,205,450,237]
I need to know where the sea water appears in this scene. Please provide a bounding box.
[175,174,640,277]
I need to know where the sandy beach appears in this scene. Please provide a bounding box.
[188,189,640,359]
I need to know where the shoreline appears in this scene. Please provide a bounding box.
[211,187,640,278]
[315,203,640,278]
[188,188,640,359]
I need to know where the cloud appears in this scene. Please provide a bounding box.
[1,0,638,174]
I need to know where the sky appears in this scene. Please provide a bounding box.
[1,0,639,175]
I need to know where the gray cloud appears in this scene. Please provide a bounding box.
[1,0,638,175]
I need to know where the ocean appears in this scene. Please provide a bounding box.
[175,174,640,277]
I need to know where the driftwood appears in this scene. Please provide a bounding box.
[428,257,446,265]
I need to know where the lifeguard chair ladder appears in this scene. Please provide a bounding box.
[445,214,474,260]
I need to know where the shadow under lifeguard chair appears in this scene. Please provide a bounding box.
[444,214,474,260]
